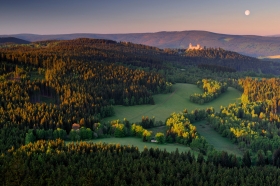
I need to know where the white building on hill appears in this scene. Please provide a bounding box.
[187,43,203,50]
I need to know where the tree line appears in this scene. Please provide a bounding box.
[2,139,280,185]
[190,79,228,104]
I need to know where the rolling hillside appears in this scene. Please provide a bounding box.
[2,31,280,57]
[0,37,30,45]
[1,38,280,74]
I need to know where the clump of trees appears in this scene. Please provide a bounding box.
[23,117,159,144]
[131,123,153,142]
[239,77,280,110]
[164,108,214,154]
[25,128,68,144]
[69,127,93,141]
[190,79,228,104]
[165,112,197,144]
[155,132,165,143]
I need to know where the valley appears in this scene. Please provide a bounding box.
[1,0,280,184]
[0,37,280,185]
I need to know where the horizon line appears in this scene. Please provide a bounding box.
[0,30,279,37]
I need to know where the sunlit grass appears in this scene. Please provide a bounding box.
[103,83,241,123]
[194,120,243,157]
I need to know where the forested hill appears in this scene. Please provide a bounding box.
[184,48,271,72]
[186,48,255,61]
[0,38,175,136]
[3,31,280,57]
[1,38,280,74]
[0,37,30,45]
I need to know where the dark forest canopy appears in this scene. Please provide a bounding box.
[184,48,280,74]
[1,139,280,185]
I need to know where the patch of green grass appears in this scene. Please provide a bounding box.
[41,96,55,104]
[103,83,241,123]
[30,71,44,81]
[149,126,166,135]
[194,120,243,157]
[66,137,198,155]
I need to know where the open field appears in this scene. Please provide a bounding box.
[194,120,243,157]
[103,83,241,123]
[30,71,45,81]
[149,126,166,134]
[41,96,56,104]
[66,137,198,155]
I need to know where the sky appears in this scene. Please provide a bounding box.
[0,0,279,36]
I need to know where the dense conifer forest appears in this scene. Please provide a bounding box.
[1,139,280,185]
[1,38,280,185]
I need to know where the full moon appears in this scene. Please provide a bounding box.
[245,10,250,16]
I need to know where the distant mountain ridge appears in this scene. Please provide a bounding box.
[1,30,280,57]
[0,37,30,44]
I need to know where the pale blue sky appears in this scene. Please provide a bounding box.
[0,0,279,35]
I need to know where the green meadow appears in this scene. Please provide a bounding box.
[41,96,56,104]
[29,71,45,81]
[194,121,243,157]
[90,83,242,155]
[103,83,241,123]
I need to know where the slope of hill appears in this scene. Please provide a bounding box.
[1,38,280,75]
[2,31,280,57]
[0,37,30,45]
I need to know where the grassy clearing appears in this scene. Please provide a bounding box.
[149,126,166,135]
[194,120,243,157]
[101,83,242,156]
[41,96,56,104]
[66,137,197,155]
[103,83,241,123]
[30,71,44,81]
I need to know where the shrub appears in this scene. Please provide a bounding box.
[155,132,165,144]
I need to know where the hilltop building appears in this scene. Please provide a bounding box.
[187,43,203,50]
